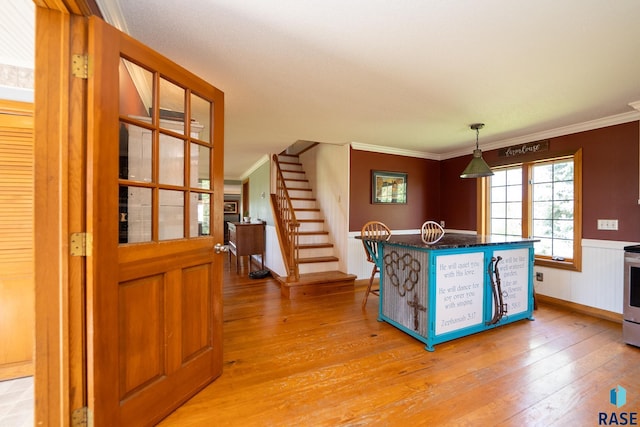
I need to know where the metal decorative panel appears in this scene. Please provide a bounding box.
[382,246,429,337]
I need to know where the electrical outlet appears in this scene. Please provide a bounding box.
[536,272,543,282]
[597,219,618,230]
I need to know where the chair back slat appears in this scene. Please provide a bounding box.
[421,220,445,244]
[361,221,391,264]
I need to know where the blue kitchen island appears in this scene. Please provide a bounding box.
[359,233,537,351]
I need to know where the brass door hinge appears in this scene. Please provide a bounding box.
[71,406,92,427]
[70,232,92,257]
[72,54,89,79]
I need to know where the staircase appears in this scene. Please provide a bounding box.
[273,153,356,298]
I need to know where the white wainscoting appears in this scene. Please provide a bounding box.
[534,239,638,314]
[264,224,287,277]
[346,233,638,315]
[347,228,421,280]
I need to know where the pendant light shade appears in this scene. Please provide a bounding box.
[460,123,494,178]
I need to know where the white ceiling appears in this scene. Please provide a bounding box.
[7,1,640,179]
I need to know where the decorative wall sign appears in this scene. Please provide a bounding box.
[372,170,407,204]
[435,252,485,335]
[498,140,549,158]
[491,248,529,317]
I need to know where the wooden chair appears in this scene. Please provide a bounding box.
[421,220,445,244]
[361,221,391,309]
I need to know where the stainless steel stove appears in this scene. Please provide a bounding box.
[623,245,640,347]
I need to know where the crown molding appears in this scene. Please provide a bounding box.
[442,110,640,160]
[349,110,640,161]
[350,142,441,160]
[94,0,129,33]
[240,154,270,180]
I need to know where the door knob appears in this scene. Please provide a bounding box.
[214,243,229,254]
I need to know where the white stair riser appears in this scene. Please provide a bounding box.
[299,222,324,232]
[285,180,310,189]
[282,171,305,180]
[288,189,313,199]
[278,155,299,163]
[294,210,321,220]
[279,164,303,172]
[298,234,330,245]
[299,261,339,274]
[298,247,334,258]
[291,199,316,209]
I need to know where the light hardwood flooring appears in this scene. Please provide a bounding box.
[160,263,640,426]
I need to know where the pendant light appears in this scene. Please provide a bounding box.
[460,123,494,178]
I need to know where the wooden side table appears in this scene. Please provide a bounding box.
[227,221,265,272]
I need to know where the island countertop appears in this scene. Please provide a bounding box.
[357,232,538,250]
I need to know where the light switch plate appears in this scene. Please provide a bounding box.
[597,219,618,230]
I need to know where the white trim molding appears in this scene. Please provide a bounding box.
[240,154,270,181]
[351,110,640,161]
[350,142,441,160]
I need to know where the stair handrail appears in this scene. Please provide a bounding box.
[272,154,300,280]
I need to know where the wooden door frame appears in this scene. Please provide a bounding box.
[33,1,100,425]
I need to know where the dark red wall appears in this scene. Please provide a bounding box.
[350,121,640,242]
[439,121,640,241]
[439,155,478,230]
[349,148,440,231]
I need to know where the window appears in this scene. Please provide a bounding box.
[531,159,574,260]
[489,167,522,240]
[483,150,582,271]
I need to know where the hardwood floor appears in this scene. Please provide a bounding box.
[159,262,640,426]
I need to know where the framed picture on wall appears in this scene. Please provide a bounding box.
[372,170,407,204]
[223,201,238,214]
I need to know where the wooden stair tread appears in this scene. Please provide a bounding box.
[298,231,329,236]
[294,208,320,212]
[290,197,316,201]
[296,243,333,249]
[286,187,312,191]
[298,256,339,264]
[298,219,324,223]
[277,270,357,299]
[284,178,309,182]
[285,270,356,285]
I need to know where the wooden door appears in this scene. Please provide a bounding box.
[0,101,34,381]
[86,17,224,425]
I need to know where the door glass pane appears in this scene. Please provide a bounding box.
[159,77,185,134]
[120,122,153,183]
[190,192,210,237]
[119,58,153,120]
[190,93,211,143]
[159,133,184,186]
[120,186,152,243]
[159,190,184,240]
[190,143,210,189]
